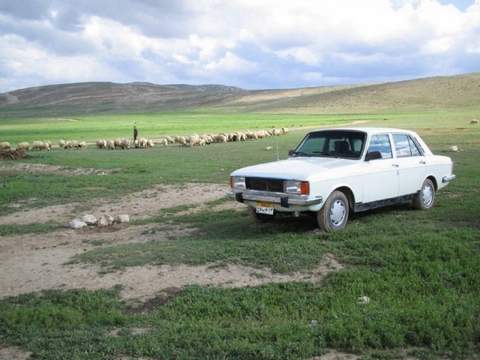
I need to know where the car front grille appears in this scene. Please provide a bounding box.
[245,177,284,192]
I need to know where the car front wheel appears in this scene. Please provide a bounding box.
[317,190,349,232]
[413,178,436,210]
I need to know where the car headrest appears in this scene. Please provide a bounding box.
[334,140,349,154]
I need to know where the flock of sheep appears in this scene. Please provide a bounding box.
[0,140,88,151]
[0,128,289,152]
[95,138,155,150]
[170,128,289,147]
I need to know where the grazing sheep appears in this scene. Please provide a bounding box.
[449,145,459,152]
[96,139,107,149]
[31,141,50,151]
[135,138,147,148]
[187,134,201,146]
[255,130,268,139]
[106,140,115,150]
[157,138,168,146]
[206,135,214,144]
[71,140,79,149]
[165,136,175,144]
[0,142,11,150]
[147,139,155,148]
[246,131,258,140]
[114,139,122,149]
[213,134,227,143]
[176,136,187,146]
[117,139,128,149]
[78,141,87,149]
[272,128,282,136]
[16,142,30,151]
[281,127,289,135]
[59,140,66,148]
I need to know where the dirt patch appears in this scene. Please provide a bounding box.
[92,183,229,221]
[0,216,342,302]
[0,203,78,225]
[0,183,229,225]
[0,346,31,360]
[0,162,117,176]
[311,351,360,360]
[112,254,343,302]
[176,198,243,216]
[0,223,196,299]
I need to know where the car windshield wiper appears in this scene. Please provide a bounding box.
[292,151,311,157]
[311,151,331,157]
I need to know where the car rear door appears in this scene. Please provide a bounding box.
[362,134,399,203]
[392,133,426,196]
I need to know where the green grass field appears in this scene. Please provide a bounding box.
[1,109,480,359]
[1,109,479,144]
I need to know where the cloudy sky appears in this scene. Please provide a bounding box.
[0,0,479,92]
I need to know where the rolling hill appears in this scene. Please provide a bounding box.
[0,82,246,117]
[0,73,479,117]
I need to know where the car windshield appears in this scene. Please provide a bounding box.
[292,130,366,159]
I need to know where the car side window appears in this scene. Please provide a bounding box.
[408,136,421,156]
[393,134,411,157]
[367,134,392,159]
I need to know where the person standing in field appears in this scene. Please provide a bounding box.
[133,124,138,147]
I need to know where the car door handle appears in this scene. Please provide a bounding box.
[419,160,426,165]
[392,164,399,168]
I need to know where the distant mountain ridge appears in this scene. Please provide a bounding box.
[1,73,479,117]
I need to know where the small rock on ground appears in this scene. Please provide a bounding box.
[81,214,97,225]
[69,218,87,229]
[115,214,130,223]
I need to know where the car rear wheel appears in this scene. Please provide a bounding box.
[249,207,275,222]
[413,178,436,210]
[317,191,349,232]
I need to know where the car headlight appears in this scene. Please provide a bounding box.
[284,180,310,195]
[230,176,246,190]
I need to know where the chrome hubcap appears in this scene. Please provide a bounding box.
[330,199,346,226]
[422,183,434,207]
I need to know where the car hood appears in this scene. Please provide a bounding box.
[231,157,359,181]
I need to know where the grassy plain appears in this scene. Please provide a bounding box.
[0,109,479,359]
[0,109,478,144]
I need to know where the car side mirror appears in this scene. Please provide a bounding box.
[288,149,295,156]
[365,151,382,161]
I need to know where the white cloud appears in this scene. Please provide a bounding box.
[0,34,123,90]
[204,51,257,73]
[0,0,479,91]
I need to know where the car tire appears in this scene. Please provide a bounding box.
[413,178,436,210]
[317,191,349,232]
[249,207,275,222]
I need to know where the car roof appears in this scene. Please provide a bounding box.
[308,127,418,136]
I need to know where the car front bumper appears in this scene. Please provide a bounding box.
[227,190,323,210]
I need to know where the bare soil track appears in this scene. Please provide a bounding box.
[1,181,343,304]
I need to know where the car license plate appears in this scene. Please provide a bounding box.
[256,201,274,215]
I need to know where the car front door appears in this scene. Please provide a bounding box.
[392,134,426,196]
[362,134,399,203]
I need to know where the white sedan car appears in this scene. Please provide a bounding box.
[229,127,455,231]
